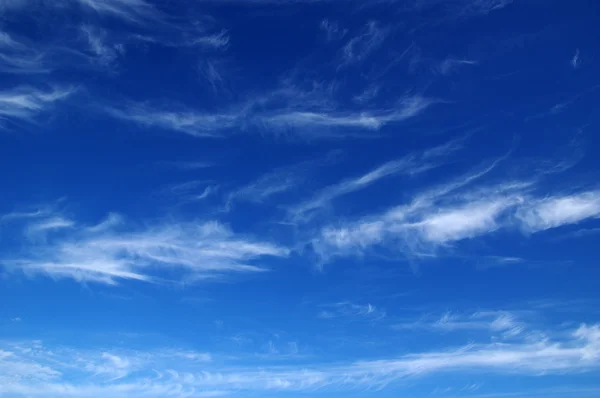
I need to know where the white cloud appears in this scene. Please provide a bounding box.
[439,57,478,75]
[414,198,516,243]
[1,211,288,285]
[75,0,160,24]
[0,30,50,74]
[341,21,388,65]
[353,84,380,104]
[260,95,436,135]
[199,60,226,92]
[27,217,75,232]
[517,191,600,232]
[187,30,230,49]
[289,142,457,222]
[395,311,525,338]
[320,19,347,42]
[0,85,74,128]
[225,152,340,209]
[104,101,240,137]
[458,0,514,16]
[1,323,600,396]
[104,91,435,139]
[80,25,124,67]
[571,49,581,69]
[318,301,386,321]
[311,150,600,262]
[311,159,511,259]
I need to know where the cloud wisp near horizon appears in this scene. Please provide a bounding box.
[1,0,599,397]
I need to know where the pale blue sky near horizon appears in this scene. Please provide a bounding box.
[1,0,600,397]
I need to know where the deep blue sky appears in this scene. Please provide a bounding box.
[1,0,600,397]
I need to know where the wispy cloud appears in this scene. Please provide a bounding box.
[103,101,240,137]
[571,49,581,69]
[457,0,514,17]
[75,0,160,24]
[0,86,75,129]
[80,25,124,68]
[353,84,380,104]
[318,301,386,321]
[187,30,230,49]
[517,191,600,232]
[310,151,600,262]
[1,210,288,285]
[395,311,524,338]
[102,90,435,139]
[320,19,347,42]
[0,30,50,74]
[289,141,457,222]
[341,21,388,65]
[1,323,599,396]
[439,57,478,75]
[260,95,436,134]
[26,216,75,236]
[199,59,226,92]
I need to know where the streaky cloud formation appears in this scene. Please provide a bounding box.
[395,311,525,338]
[103,93,435,139]
[289,139,461,222]
[517,191,600,232]
[1,211,288,285]
[75,0,161,24]
[318,301,386,320]
[439,57,478,75]
[1,1,599,398]
[312,156,600,262]
[341,21,389,65]
[0,323,599,396]
[0,85,75,128]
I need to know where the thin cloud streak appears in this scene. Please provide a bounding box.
[395,311,524,338]
[1,323,599,396]
[341,21,388,65]
[439,57,478,75]
[571,49,581,69]
[517,192,600,232]
[0,30,50,74]
[103,94,435,139]
[75,0,161,24]
[312,153,600,262]
[289,139,460,222]
[318,301,386,321]
[1,211,288,285]
[0,86,75,128]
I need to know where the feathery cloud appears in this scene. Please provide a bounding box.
[341,21,388,65]
[517,192,600,232]
[571,49,580,69]
[0,86,75,128]
[1,323,600,396]
[289,154,446,222]
[75,0,160,24]
[311,151,600,262]
[320,19,347,42]
[395,311,525,338]
[1,210,288,285]
[80,25,124,68]
[102,92,435,139]
[439,57,478,75]
[318,301,386,321]
[0,30,50,74]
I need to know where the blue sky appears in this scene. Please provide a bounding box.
[1,0,600,397]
